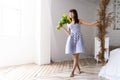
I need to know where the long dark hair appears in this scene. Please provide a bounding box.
[69,9,79,24]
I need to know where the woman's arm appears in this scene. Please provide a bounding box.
[79,19,98,26]
[61,25,70,35]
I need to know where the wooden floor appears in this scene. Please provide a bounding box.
[0,58,107,80]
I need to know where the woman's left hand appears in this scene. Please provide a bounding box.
[95,20,100,26]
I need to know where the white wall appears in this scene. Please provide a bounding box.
[0,0,36,67]
[51,0,100,62]
[106,26,120,47]
[106,1,120,47]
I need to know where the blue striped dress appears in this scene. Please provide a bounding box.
[65,22,85,54]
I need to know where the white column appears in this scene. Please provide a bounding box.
[35,0,51,65]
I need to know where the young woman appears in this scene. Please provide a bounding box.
[62,9,98,77]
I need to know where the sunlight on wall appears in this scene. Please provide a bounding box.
[0,0,35,67]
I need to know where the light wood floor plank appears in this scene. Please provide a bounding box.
[0,58,107,80]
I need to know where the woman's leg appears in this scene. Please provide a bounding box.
[76,54,81,73]
[70,53,80,77]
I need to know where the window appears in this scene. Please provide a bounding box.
[0,0,21,36]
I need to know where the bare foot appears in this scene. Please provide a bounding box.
[77,67,81,74]
[78,70,82,74]
[70,72,74,77]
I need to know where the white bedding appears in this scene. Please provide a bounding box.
[99,48,120,80]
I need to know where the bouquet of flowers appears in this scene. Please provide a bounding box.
[56,13,71,30]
